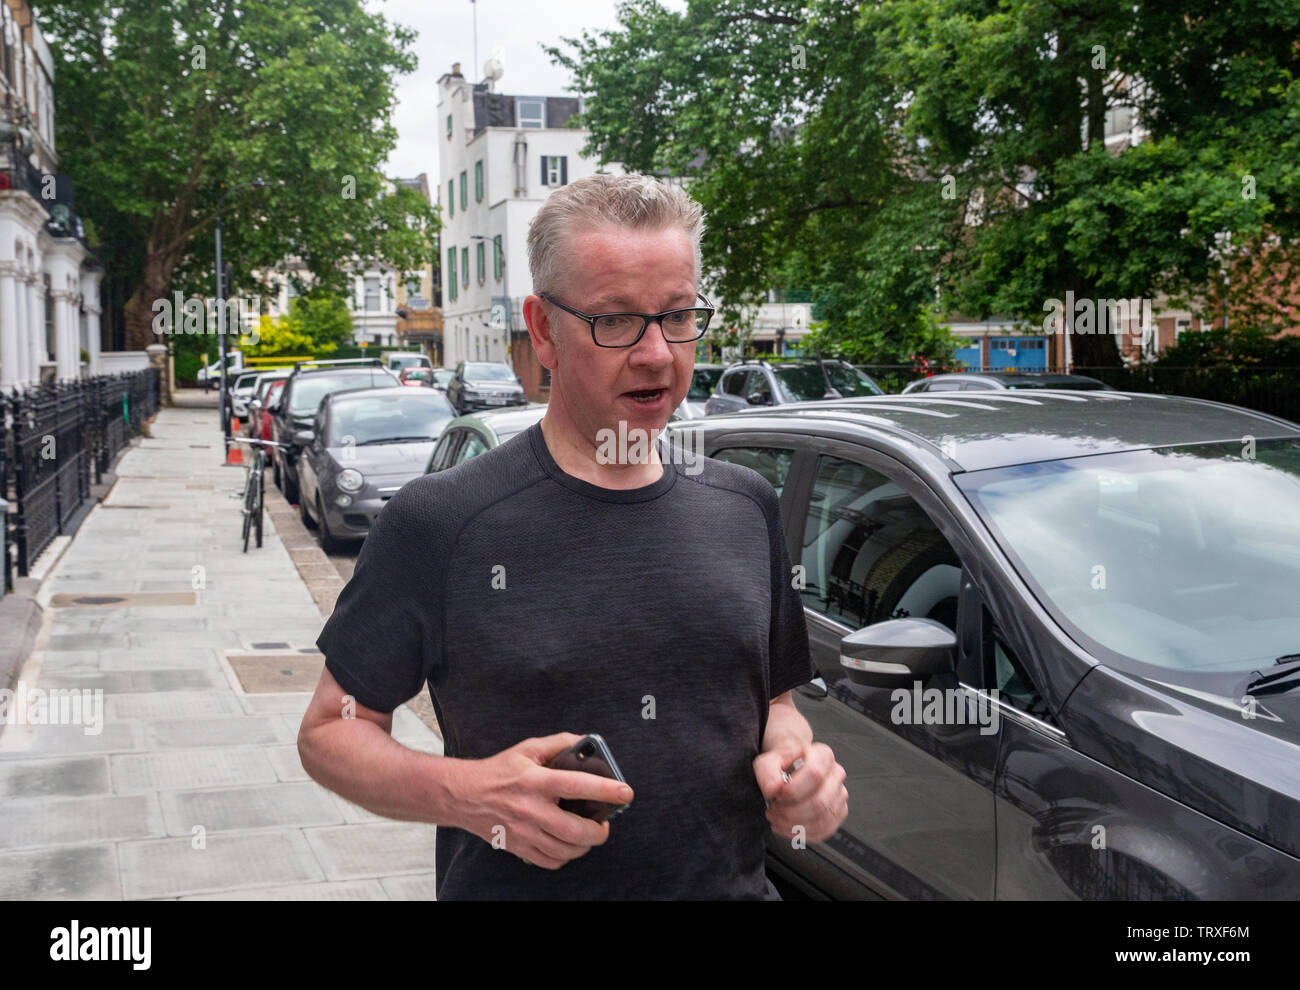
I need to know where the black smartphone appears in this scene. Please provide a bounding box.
[545,733,631,823]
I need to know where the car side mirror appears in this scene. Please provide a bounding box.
[746,391,770,406]
[839,618,957,689]
[293,428,314,447]
[268,402,281,415]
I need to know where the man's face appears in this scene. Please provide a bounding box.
[547,224,697,445]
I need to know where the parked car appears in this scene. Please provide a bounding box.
[446,361,528,415]
[902,371,1111,393]
[429,368,455,392]
[241,370,292,435]
[248,377,287,441]
[704,359,883,416]
[399,367,433,387]
[297,387,456,551]
[672,363,725,420]
[269,359,401,505]
[425,405,548,475]
[197,348,244,390]
[666,391,1300,899]
[386,352,432,374]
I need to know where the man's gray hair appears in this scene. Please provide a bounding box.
[526,173,706,300]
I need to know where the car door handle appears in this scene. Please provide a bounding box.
[795,677,828,700]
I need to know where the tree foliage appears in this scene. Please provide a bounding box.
[43,0,438,350]
[548,0,1300,365]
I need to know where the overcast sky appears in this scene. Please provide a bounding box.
[378,0,640,180]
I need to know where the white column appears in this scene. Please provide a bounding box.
[0,262,16,390]
[21,273,37,383]
[53,287,75,379]
[13,272,28,386]
[31,275,46,382]
[81,269,102,375]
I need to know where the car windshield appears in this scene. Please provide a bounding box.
[254,375,285,400]
[327,393,455,446]
[958,439,1300,679]
[290,373,399,416]
[688,368,723,400]
[776,364,883,401]
[233,373,260,391]
[403,368,430,379]
[464,363,515,382]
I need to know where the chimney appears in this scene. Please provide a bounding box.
[451,62,462,77]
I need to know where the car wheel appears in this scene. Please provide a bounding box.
[283,467,299,506]
[299,490,316,529]
[273,456,281,491]
[316,495,343,553]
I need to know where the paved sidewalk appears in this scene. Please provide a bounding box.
[0,399,441,900]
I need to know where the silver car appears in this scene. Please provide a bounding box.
[297,387,457,550]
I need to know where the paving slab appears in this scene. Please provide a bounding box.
[118,829,326,899]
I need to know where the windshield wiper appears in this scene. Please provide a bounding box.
[353,436,434,446]
[1242,655,1300,696]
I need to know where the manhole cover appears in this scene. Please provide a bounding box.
[50,591,198,608]
[227,654,325,693]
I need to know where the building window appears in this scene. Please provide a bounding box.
[446,113,453,140]
[517,99,544,128]
[493,234,503,281]
[459,171,467,210]
[447,248,457,302]
[448,180,454,217]
[475,160,483,202]
[364,277,381,312]
[461,247,469,287]
[541,155,568,187]
[476,241,486,284]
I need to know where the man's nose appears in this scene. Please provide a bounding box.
[629,318,675,364]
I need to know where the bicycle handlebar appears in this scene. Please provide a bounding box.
[226,437,289,449]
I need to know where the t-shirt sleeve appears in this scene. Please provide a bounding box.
[315,483,438,713]
[762,484,814,699]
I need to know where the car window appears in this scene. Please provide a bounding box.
[721,370,749,397]
[747,372,772,404]
[800,455,962,632]
[456,431,490,463]
[987,622,1057,727]
[962,380,995,391]
[688,368,723,400]
[428,429,463,472]
[288,373,400,416]
[926,380,965,392]
[711,446,795,498]
[327,394,455,446]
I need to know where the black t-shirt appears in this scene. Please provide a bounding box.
[316,420,813,899]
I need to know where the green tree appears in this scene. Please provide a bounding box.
[43,0,439,350]
[549,0,1300,366]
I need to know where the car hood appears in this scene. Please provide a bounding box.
[1065,664,1300,859]
[326,440,437,477]
[465,380,523,390]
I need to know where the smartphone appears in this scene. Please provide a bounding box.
[545,733,631,823]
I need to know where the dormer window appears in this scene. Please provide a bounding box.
[516,99,544,128]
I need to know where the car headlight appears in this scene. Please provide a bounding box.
[334,493,353,507]
[336,469,364,493]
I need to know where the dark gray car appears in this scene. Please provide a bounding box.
[298,387,456,550]
[705,359,883,416]
[446,361,528,415]
[668,391,1300,899]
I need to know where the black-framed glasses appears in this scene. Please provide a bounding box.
[539,291,715,348]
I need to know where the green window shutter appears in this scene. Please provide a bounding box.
[493,235,502,280]
[477,241,485,282]
[475,160,483,202]
[448,180,454,217]
[447,247,456,301]
[460,171,467,209]
[461,247,468,286]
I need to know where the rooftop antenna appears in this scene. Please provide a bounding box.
[471,0,478,83]
[483,48,504,91]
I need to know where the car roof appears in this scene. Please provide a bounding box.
[929,371,1104,385]
[687,392,1300,472]
[443,404,547,440]
[325,386,451,405]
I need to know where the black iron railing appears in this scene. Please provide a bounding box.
[2,367,159,584]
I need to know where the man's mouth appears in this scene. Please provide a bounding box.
[623,387,667,404]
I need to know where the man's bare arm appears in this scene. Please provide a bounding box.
[296,666,634,870]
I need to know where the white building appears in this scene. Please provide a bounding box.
[251,261,403,348]
[0,0,103,389]
[436,60,622,369]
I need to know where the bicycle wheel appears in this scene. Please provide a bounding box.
[254,453,265,548]
[242,457,256,552]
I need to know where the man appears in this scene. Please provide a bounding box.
[299,173,847,899]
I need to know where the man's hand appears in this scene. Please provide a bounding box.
[754,699,847,844]
[447,732,635,871]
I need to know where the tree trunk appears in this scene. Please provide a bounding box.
[123,252,177,352]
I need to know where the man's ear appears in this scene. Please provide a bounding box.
[523,295,560,371]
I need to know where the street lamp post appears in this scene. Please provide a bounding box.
[214,178,268,452]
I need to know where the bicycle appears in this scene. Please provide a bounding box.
[227,437,287,552]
